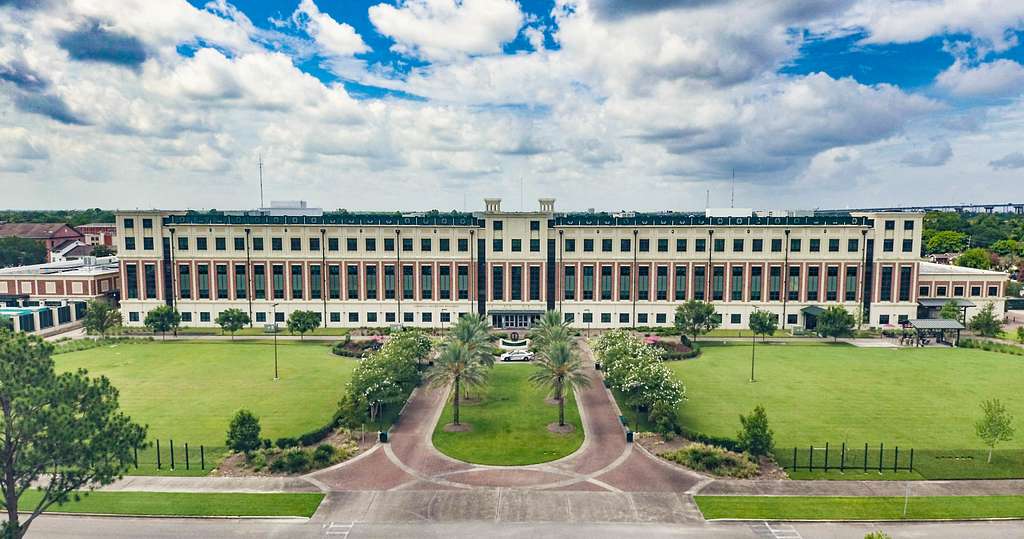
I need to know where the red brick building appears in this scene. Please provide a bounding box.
[77,223,117,247]
[0,223,85,261]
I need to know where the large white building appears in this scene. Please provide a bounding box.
[114,199,1007,330]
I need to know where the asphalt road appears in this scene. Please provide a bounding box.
[23,515,1024,539]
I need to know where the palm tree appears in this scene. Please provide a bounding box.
[425,341,488,426]
[530,340,591,427]
[530,310,572,353]
[451,313,495,367]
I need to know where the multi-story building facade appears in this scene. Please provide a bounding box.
[116,199,932,330]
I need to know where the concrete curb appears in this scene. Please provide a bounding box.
[40,512,311,521]
[705,517,1024,523]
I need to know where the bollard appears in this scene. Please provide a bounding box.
[626,430,634,443]
[185,443,190,471]
[156,439,161,469]
[808,445,813,471]
[201,445,206,470]
[170,439,175,471]
[840,442,846,472]
[134,447,139,469]
[379,431,389,443]
[863,443,868,473]
[879,443,883,473]
[824,442,829,472]
[909,448,914,472]
[792,447,797,471]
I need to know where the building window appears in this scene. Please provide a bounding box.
[458,238,468,252]
[529,266,541,300]
[619,313,629,324]
[848,238,859,252]
[695,239,706,252]
[601,313,611,323]
[493,220,503,231]
[291,264,304,299]
[404,312,415,323]
[904,220,915,230]
[366,238,377,251]
[583,311,593,323]
[787,266,801,301]
[809,239,820,252]
[730,313,741,324]
[347,238,358,251]
[492,266,504,300]
[713,238,725,252]
[656,266,668,301]
[988,285,998,296]
[309,237,320,251]
[493,239,503,252]
[124,237,136,250]
[402,238,413,252]
[879,314,890,325]
[730,266,743,300]
[177,237,188,250]
[564,238,576,252]
[385,312,396,323]
[637,313,648,324]
[936,285,947,297]
[657,239,668,252]
[883,239,894,252]
[885,220,895,230]
[676,239,687,252]
[510,265,522,300]
[902,239,913,252]
[750,266,762,301]
[290,238,301,251]
[350,312,360,323]
[439,265,451,300]
[787,314,797,325]
[271,237,282,251]
[828,238,839,252]
[458,266,470,300]
[142,218,152,229]
[602,239,613,252]
[366,265,378,300]
[234,237,245,250]
[249,237,262,251]
[403,265,414,299]
[564,266,576,300]
[655,313,667,324]
[420,265,432,300]
[255,312,266,323]
[694,266,705,300]
[511,239,521,252]
[619,266,631,300]
[309,264,321,300]
[143,263,158,299]
[954,285,965,296]
[275,311,284,323]
[422,312,432,323]
[123,218,134,229]
[601,265,613,300]
[826,266,838,301]
[269,265,283,300]
[620,239,631,252]
[674,266,687,301]
[790,239,801,252]
[235,264,247,299]
[530,220,540,231]
[769,266,781,301]
[879,266,893,301]
[368,312,378,323]
[639,239,650,252]
[845,267,857,301]
[584,239,595,252]
[178,265,191,299]
[770,238,782,252]
[330,312,340,323]
[328,238,339,251]
[637,266,649,300]
[253,264,266,299]
[530,239,540,252]
[712,266,724,301]
[385,265,396,299]
[807,266,819,301]
[128,311,139,322]
[919,285,930,297]
[582,265,595,300]
[385,238,395,251]
[752,239,763,252]
[143,237,153,250]
[326,265,340,300]
[733,239,743,252]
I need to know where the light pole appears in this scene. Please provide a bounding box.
[584,308,591,337]
[272,302,280,381]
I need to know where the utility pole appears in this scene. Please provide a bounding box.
[258,154,265,209]
[730,168,735,208]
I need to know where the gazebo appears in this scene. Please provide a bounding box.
[907,318,965,347]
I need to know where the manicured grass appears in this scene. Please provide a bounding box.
[17,490,324,517]
[432,364,584,465]
[704,329,791,338]
[696,495,1024,520]
[668,344,1024,449]
[53,341,357,472]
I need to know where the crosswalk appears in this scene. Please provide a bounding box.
[324,521,355,537]
[750,521,803,539]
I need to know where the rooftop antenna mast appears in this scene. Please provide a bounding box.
[730,168,735,208]
[705,189,710,210]
[258,154,265,209]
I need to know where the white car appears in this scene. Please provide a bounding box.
[501,350,534,362]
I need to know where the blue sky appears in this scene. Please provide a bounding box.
[2,0,1024,211]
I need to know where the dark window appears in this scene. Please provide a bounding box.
[695,239,706,252]
[826,266,838,301]
[384,265,396,299]
[403,266,414,299]
[621,239,631,252]
[329,265,341,299]
[954,285,964,296]
[253,237,264,251]
[770,238,782,252]
[845,267,857,301]
[676,239,687,252]
[730,266,743,300]
[328,238,339,251]
[637,266,649,300]
[880,266,893,301]
[309,237,320,251]
[564,266,575,300]
[179,265,191,299]
[674,266,687,301]
[637,313,647,324]
[988,285,998,296]
[142,218,152,229]
[402,238,413,252]
[602,239,613,252]
[529,266,541,300]
[384,238,395,251]
[255,312,266,323]
[920,285,930,297]
[177,237,188,250]
[421,238,431,252]
[234,237,245,250]
[366,265,377,299]
[713,239,725,252]
[730,313,741,324]
[619,313,629,324]
[656,313,666,324]
[235,264,247,299]
[420,266,432,300]
[828,238,839,252]
[530,220,540,231]
[656,266,668,300]
[510,266,522,300]
[271,237,282,251]
[601,265,613,300]
[290,238,301,251]
[200,312,210,323]
[806,266,819,301]
[422,312,431,323]
[439,265,451,299]
[511,239,522,252]
[848,238,859,252]
[458,266,470,300]
[493,239,503,252]
[619,266,631,300]
[347,265,360,300]
[712,266,724,301]
[733,239,743,252]
[439,238,449,252]
[657,239,668,252]
[904,220,914,230]
[458,238,469,252]
[898,266,912,302]
[123,218,134,229]
[343,238,355,251]
[787,266,800,301]
[809,239,820,252]
[330,312,340,323]
[309,264,321,300]
[583,265,595,300]
[386,312,396,323]
[884,220,895,230]
[883,239,894,252]
[585,239,595,252]
[790,239,801,252]
[752,239,763,252]
[350,312,360,323]
[291,264,304,299]
[694,266,705,300]
[366,238,377,251]
[197,264,210,299]
[143,237,153,250]
[639,239,650,252]
[530,239,540,252]
[492,266,504,300]
[902,239,913,252]
[493,220,503,231]
[253,264,265,299]
[750,266,762,301]
[769,266,781,300]
[601,313,611,323]
[564,238,576,252]
[879,314,890,325]
[125,264,138,299]
[124,237,136,250]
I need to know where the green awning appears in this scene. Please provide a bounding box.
[801,305,826,316]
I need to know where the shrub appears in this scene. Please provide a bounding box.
[737,405,774,457]
[664,443,758,478]
[960,339,1024,356]
[649,401,681,437]
[864,532,892,539]
[226,409,262,454]
[282,448,311,473]
[275,437,299,449]
[262,438,272,450]
[298,424,334,446]
[680,428,744,453]
[313,444,336,466]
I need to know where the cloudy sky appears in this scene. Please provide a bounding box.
[1,0,1023,213]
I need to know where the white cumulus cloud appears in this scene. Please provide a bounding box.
[369,0,525,61]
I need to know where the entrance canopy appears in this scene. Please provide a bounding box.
[908,319,964,330]
[917,299,975,308]
[800,305,826,316]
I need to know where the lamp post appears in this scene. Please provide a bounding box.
[441,308,449,334]
[272,302,280,381]
[584,308,592,337]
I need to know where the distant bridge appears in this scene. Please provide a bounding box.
[819,203,1024,214]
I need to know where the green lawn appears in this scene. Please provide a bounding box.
[696,495,1024,520]
[53,341,357,474]
[18,490,323,517]
[660,343,1024,478]
[432,364,584,465]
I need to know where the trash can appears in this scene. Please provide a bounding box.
[625,430,634,443]
[595,362,602,371]
[379,431,389,443]
[619,415,628,425]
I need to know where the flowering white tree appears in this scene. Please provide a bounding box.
[594,330,686,431]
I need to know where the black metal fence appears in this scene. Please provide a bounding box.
[786,442,914,473]
[127,439,224,472]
